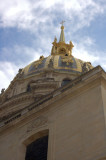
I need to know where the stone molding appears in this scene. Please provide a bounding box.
[0,92,33,108]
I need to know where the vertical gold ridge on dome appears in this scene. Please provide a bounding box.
[75,58,82,72]
[22,62,34,75]
[54,55,60,68]
[45,56,52,68]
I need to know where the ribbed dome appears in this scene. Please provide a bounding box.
[22,55,93,77]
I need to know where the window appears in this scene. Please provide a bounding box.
[27,84,31,92]
[25,135,48,160]
[61,78,71,87]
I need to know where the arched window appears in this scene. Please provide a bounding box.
[61,78,71,87]
[24,129,49,160]
[25,135,48,160]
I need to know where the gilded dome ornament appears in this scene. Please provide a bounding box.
[54,36,57,43]
[34,55,44,68]
[61,55,73,65]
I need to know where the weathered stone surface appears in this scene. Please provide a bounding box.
[0,66,106,160]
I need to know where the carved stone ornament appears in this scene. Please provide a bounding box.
[27,116,48,133]
[82,62,93,73]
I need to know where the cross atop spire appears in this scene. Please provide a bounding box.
[60,20,65,26]
[59,20,65,42]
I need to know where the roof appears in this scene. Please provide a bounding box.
[22,55,93,77]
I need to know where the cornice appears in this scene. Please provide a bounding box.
[0,92,33,109]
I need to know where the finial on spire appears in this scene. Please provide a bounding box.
[59,20,65,42]
[60,20,65,26]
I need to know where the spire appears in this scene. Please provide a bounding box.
[51,21,74,56]
[59,21,65,42]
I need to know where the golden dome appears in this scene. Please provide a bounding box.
[21,24,93,78]
[22,55,93,77]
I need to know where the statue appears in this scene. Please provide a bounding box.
[1,88,5,94]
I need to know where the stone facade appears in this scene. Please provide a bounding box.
[0,66,106,160]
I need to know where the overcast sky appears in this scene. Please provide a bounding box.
[0,0,106,91]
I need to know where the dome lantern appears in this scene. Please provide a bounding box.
[51,22,74,57]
